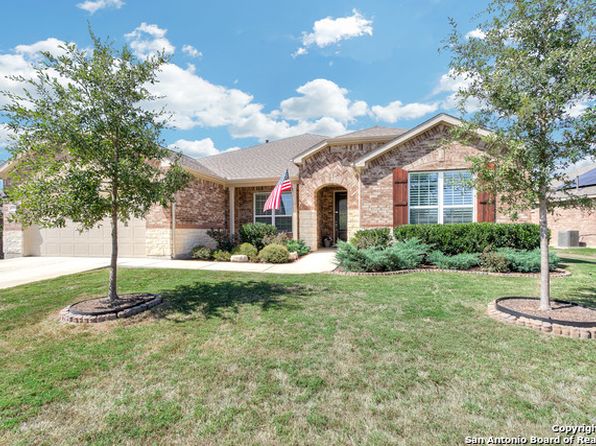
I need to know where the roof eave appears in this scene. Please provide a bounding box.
[353,113,492,168]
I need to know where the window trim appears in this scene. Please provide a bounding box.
[408,170,476,224]
[253,191,293,231]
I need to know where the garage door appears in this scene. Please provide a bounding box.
[30,217,146,257]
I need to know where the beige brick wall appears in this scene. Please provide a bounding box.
[174,228,216,258]
[145,228,172,257]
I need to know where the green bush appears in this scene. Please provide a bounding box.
[233,242,258,261]
[350,228,392,249]
[335,238,429,272]
[191,245,212,260]
[207,228,236,252]
[427,251,480,270]
[497,248,560,272]
[479,251,510,273]
[286,239,311,256]
[393,223,541,255]
[239,223,277,250]
[263,232,289,246]
[258,244,290,263]
[212,250,231,262]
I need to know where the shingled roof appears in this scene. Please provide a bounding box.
[195,133,327,181]
[328,126,407,142]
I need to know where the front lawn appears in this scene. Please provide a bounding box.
[0,258,594,445]
[556,247,596,258]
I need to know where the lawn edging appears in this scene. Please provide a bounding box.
[60,295,162,323]
[487,299,595,339]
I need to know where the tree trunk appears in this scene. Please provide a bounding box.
[108,185,119,302]
[538,195,550,311]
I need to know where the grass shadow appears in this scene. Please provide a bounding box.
[568,287,596,310]
[155,280,319,321]
[558,257,596,266]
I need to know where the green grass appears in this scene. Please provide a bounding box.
[556,247,596,258]
[0,257,594,445]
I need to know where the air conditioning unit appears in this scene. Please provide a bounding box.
[557,230,580,248]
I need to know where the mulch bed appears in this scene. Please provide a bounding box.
[60,294,162,323]
[488,297,595,339]
[497,298,596,325]
[332,266,570,278]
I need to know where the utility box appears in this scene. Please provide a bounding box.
[558,230,580,248]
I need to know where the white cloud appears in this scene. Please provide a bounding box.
[0,124,15,148]
[15,38,68,59]
[294,9,373,56]
[371,100,438,122]
[279,79,367,123]
[182,45,202,58]
[125,23,175,60]
[76,0,124,14]
[465,28,486,39]
[564,99,591,118]
[168,138,240,158]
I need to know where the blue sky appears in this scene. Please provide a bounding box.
[0,0,491,161]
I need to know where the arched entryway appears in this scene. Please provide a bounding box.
[316,185,348,248]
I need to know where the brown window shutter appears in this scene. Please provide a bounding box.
[476,162,496,222]
[477,192,496,222]
[393,167,408,226]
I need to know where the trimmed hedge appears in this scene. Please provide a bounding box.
[393,223,541,255]
[427,251,480,270]
[233,243,258,261]
[286,239,310,256]
[350,228,392,249]
[191,245,212,260]
[497,248,560,272]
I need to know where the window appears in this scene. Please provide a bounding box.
[254,191,293,232]
[409,170,474,224]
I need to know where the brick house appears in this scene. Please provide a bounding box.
[1,113,594,258]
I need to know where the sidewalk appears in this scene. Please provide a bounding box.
[118,248,338,274]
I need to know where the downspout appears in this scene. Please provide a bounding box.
[171,198,176,259]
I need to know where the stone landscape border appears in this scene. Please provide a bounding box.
[331,268,571,278]
[487,298,595,339]
[60,295,162,323]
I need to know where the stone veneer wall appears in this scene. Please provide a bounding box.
[145,176,227,258]
[360,124,486,228]
[2,202,23,258]
[317,186,346,245]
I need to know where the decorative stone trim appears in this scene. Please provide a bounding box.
[60,295,162,323]
[487,299,595,339]
[331,268,571,278]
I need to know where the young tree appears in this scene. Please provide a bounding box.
[446,0,595,310]
[2,31,189,302]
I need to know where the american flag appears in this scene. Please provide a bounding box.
[263,169,292,212]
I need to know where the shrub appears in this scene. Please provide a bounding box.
[393,223,542,255]
[335,238,429,272]
[381,238,429,270]
[350,228,392,249]
[286,239,310,256]
[239,223,277,250]
[212,250,231,262]
[263,232,289,246]
[427,251,480,270]
[479,250,510,273]
[258,244,290,263]
[207,228,235,252]
[497,248,560,272]
[233,242,258,261]
[191,245,212,260]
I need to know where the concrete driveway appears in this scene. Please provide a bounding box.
[0,249,338,290]
[0,256,110,290]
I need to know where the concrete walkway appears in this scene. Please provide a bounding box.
[118,248,338,274]
[0,249,337,290]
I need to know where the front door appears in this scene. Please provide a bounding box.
[334,191,348,243]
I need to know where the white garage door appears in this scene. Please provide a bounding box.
[30,217,146,257]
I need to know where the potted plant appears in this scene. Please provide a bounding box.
[322,235,332,248]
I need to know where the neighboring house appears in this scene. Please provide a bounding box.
[499,164,596,247]
[1,113,593,258]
